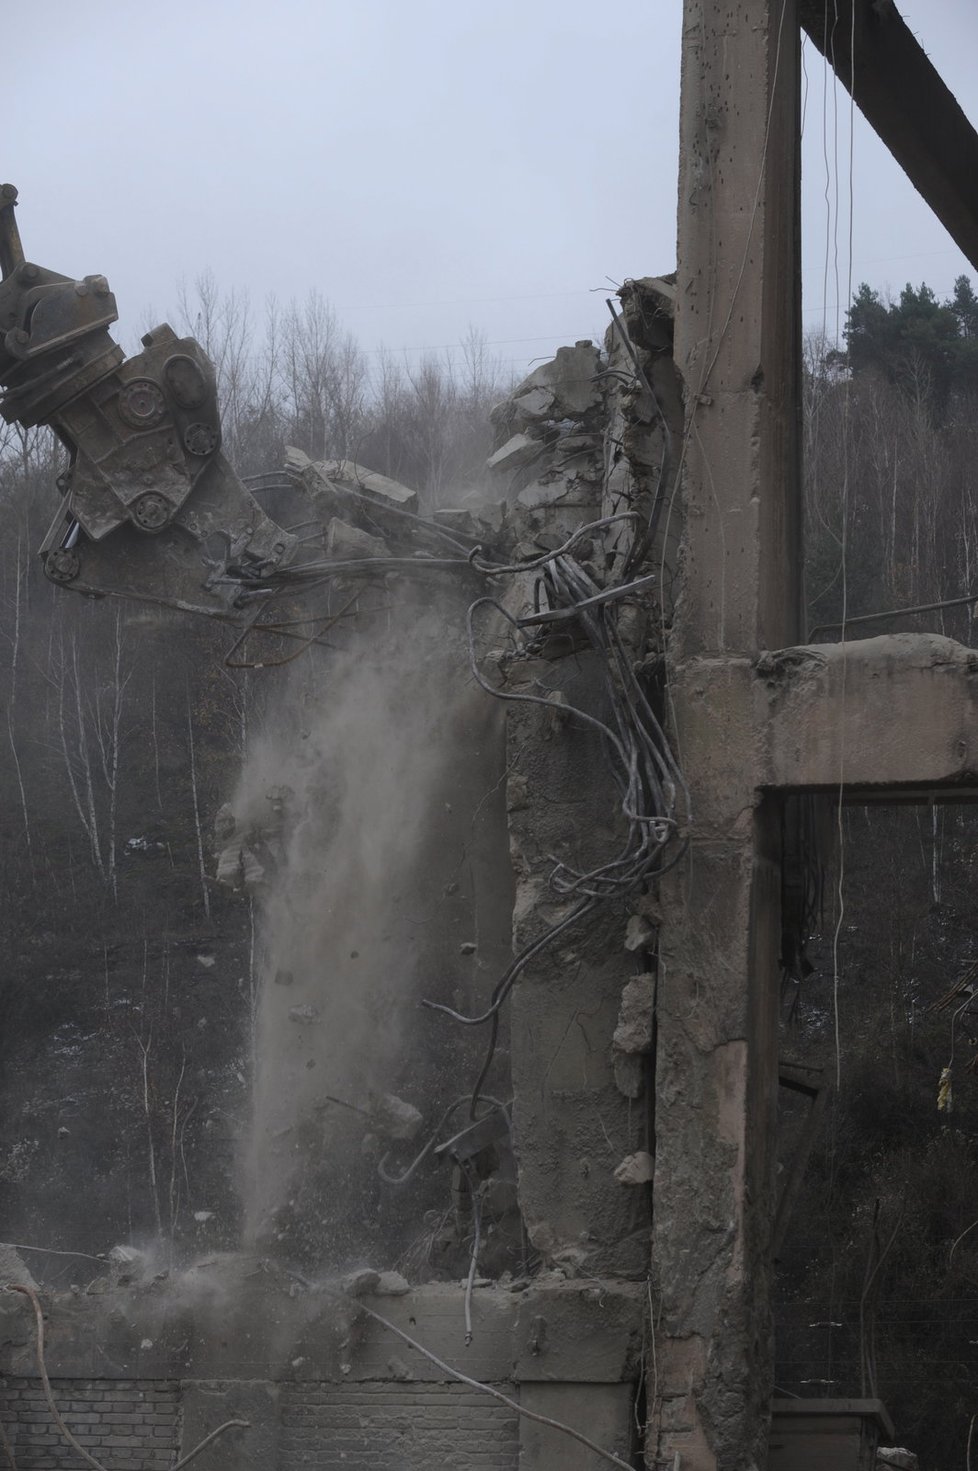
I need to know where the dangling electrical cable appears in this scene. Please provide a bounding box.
[830,0,858,1092]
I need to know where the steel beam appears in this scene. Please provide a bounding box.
[800,0,978,273]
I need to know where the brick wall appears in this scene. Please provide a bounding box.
[282,1382,518,1469]
[0,1379,180,1470]
[0,1377,520,1471]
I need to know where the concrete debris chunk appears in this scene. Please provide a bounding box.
[613,1150,654,1186]
[487,433,546,473]
[877,1453,919,1470]
[432,507,479,537]
[318,459,419,513]
[516,477,574,511]
[107,1244,142,1265]
[369,1092,423,1142]
[613,1053,645,1100]
[325,516,388,561]
[512,385,556,421]
[0,1243,37,1290]
[288,1003,320,1025]
[213,803,266,894]
[624,913,655,952]
[340,1268,380,1298]
[510,343,602,420]
[551,432,601,460]
[373,1271,410,1296]
[107,1244,150,1284]
[613,975,655,1055]
[506,773,530,812]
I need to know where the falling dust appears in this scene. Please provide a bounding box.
[226,578,513,1273]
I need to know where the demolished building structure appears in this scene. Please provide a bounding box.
[3,2,978,1469]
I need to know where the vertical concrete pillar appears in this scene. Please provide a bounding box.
[650,2,802,1468]
[672,0,803,659]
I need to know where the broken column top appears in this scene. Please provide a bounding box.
[505,341,603,422]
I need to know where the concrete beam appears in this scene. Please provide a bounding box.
[0,1278,644,1470]
[0,1277,644,1385]
[759,634,978,792]
[671,635,978,799]
[799,0,978,274]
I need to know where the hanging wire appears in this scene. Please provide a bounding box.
[225,468,688,1166]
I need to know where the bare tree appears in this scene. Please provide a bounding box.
[281,291,367,459]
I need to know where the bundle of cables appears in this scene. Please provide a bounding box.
[228,477,689,1157]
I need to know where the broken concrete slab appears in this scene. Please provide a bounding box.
[286,446,419,517]
[512,385,556,421]
[325,516,388,561]
[510,343,603,421]
[487,433,547,473]
[319,458,418,512]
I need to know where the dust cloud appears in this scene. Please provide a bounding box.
[225,581,511,1271]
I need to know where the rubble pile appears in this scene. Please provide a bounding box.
[486,277,681,613]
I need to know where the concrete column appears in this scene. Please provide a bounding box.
[672,0,803,659]
[650,3,802,1467]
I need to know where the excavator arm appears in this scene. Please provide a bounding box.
[0,184,298,619]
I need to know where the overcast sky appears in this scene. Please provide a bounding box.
[7,0,978,379]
